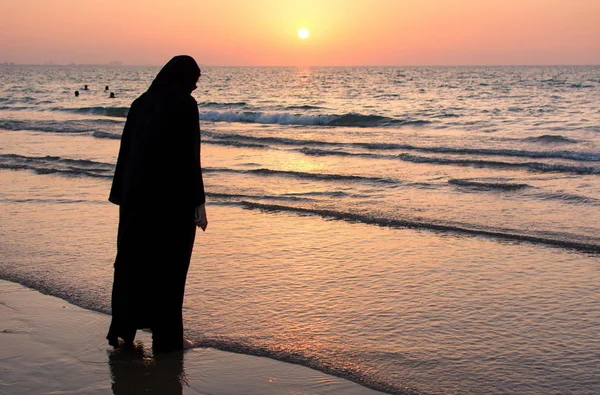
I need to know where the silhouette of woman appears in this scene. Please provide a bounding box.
[107,55,207,352]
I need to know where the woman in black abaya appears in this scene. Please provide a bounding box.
[107,55,207,352]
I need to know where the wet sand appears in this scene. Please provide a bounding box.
[0,279,385,395]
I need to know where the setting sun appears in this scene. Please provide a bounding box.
[298,28,310,39]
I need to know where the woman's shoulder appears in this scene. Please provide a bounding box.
[175,95,198,115]
[129,93,149,110]
[183,94,197,107]
[128,91,196,116]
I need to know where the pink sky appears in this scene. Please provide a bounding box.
[1,0,599,66]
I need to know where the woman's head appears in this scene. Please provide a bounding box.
[150,55,201,94]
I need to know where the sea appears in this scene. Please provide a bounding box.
[0,65,599,395]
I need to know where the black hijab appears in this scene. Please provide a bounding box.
[149,55,201,94]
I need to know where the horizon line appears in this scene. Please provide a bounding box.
[1,62,599,68]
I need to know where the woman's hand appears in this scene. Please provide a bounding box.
[194,203,208,231]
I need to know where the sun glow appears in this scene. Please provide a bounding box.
[298,28,310,39]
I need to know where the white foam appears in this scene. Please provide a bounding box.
[200,110,335,125]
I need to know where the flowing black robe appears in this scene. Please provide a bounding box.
[107,58,205,351]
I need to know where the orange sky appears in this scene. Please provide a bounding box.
[1,0,599,66]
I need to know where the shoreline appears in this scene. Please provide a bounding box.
[0,279,386,395]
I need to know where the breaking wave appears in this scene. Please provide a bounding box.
[0,154,114,178]
[240,202,600,253]
[0,118,124,134]
[202,131,600,162]
[198,101,248,108]
[199,110,430,127]
[57,106,130,118]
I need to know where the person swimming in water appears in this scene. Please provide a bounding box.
[74,91,80,97]
[109,92,115,98]
[105,86,110,91]
[83,85,89,90]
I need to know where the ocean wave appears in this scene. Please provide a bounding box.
[0,118,124,135]
[203,139,270,149]
[205,167,398,184]
[202,131,599,162]
[398,154,600,175]
[298,148,600,175]
[199,110,430,127]
[0,104,129,118]
[0,119,90,134]
[284,191,351,198]
[300,147,379,158]
[525,191,600,205]
[358,143,599,161]
[198,101,248,108]
[201,129,363,151]
[0,153,396,186]
[92,131,121,139]
[569,83,595,89]
[0,154,113,168]
[0,97,42,105]
[374,93,402,99]
[179,191,354,203]
[202,130,335,147]
[448,179,531,190]
[240,202,600,253]
[284,104,324,110]
[0,105,35,111]
[200,110,334,125]
[194,337,420,395]
[206,192,310,202]
[432,112,461,118]
[0,154,114,178]
[0,163,112,179]
[328,113,431,127]
[58,106,130,118]
[205,191,352,201]
[522,135,578,144]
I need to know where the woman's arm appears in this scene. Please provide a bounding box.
[194,203,208,231]
[108,100,136,205]
[190,99,206,207]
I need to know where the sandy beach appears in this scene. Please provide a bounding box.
[0,279,385,395]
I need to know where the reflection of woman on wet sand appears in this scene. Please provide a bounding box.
[107,55,207,352]
[109,344,186,395]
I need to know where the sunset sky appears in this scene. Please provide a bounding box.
[1,0,599,66]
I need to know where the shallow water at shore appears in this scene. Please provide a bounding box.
[1,169,599,394]
[0,280,387,395]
